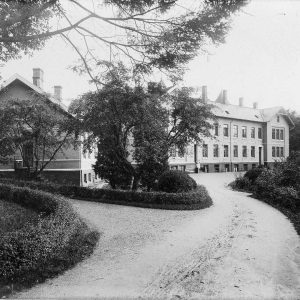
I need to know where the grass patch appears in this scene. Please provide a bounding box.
[0,184,100,298]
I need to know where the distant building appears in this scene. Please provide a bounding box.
[169,86,295,172]
[0,69,98,186]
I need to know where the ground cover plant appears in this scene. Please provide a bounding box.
[0,184,99,298]
[230,157,300,235]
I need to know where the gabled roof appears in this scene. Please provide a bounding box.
[1,73,68,112]
[206,100,294,128]
[209,100,264,122]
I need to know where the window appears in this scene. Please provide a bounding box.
[233,145,238,157]
[214,123,219,136]
[178,147,185,158]
[272,146,276,157]
[213,144,219,157]
[277,115,280,122]
[251,127,255,138]
[234,164,239,172]
[244,164,248,171]
[276,147,280,157]
[84,174,87,183]
[280,129,284,140]
[242,146,247,157]
[224,145,229,157]
[272,128,276,139]
[214,164,220,172]
[252,164,257,169]
[233,125,238,138]
[179,165,186,171]
[251,146,255,157]
[170,146,176,157]
[88,173,91,182]
[242,126,247,138]
[276,129,280,140]
[202,144,208,158]
[223,124,229,137]
[225,164,230,172]
[280,147,284,157]
[258,128,262,139]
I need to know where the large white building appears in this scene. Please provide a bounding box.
[169,86,294,172]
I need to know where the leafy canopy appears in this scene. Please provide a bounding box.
[70,63,215,190]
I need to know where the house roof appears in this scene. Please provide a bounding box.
[207,100,294,128]
[1,73,68,112]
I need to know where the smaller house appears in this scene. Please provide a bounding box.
[0,68,99,186]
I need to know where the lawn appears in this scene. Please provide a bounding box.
[0,200,38,235]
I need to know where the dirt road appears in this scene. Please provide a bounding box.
[13,173,300,299]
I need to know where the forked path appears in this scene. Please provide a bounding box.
[13,173,300,299]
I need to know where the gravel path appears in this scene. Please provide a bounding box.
[12,173,300,299]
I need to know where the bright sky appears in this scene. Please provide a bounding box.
[1,0,300,113]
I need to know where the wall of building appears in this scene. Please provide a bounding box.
[264,114,290,163]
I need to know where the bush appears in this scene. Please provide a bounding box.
[0,184,99,290]
[231,175,251,190]
[0,178,211,211]
[157,170,197,193]
[244,167,264,184]
[272,186,299,210]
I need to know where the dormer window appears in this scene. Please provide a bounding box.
[225,110,230,114]
[277,116,280,122]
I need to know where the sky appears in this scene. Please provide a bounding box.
[1,0,300,113]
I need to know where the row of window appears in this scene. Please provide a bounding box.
[272,128,284,140]
[272,147,284,157]
[214,124,263,139]
[203,144,257,158]
[83,173,92,183]
[201,163,258,173]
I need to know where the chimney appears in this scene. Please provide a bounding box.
[222,89,228,104]
[239,97,244,107]
[253,102,258,109]
[54,86,62,102]
[202,85,207,102]
[32,68,44,89]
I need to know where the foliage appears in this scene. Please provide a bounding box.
[244,167,264,185]
[0,0,248,83]
[0,178,212,210]
[289,111,300,152]
[70,64,215,190]
[0,0,60,63]
[0,184,99,293]
[230,175,251,190]
[157,170,197,193]
[0,200,38,234]
[0,92,78,177]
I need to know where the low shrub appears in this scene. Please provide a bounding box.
[157,170,197,193]
[0,184,99,293]
[272,186,299,210]
[231,175,251,190]
[244,167,264,184]
[0,177,211,210]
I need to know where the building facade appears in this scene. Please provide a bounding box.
[169,87,294,172]
[0,69,98,186]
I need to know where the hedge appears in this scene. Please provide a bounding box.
[0,184,99,296]
[0,178,213,210]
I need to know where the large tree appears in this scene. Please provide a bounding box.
[0,92,77,177]
[0,0,248,83]
[70,64,215,190]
